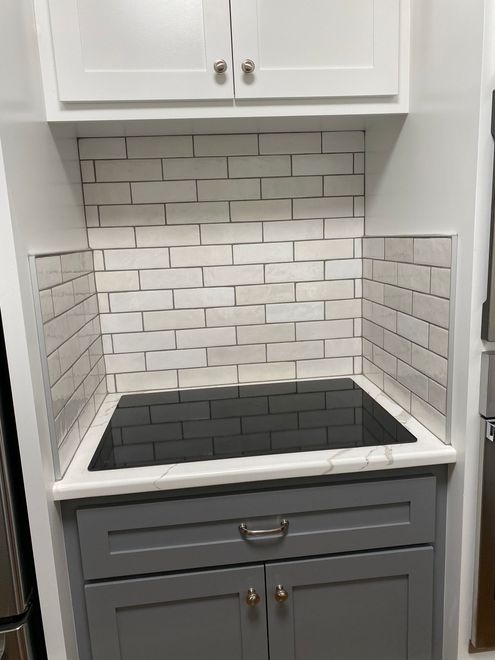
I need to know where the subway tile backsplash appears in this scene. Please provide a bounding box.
[362,236,453,441]
[30,132,456,476]
[31,251,107,476]
[82,132,365,397]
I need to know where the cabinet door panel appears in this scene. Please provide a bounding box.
[266,547,433,660]
[48,0,233,101]
[231,0,400,99]
[85,565,268,660]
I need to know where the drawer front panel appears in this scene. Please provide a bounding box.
[77,476,436,580]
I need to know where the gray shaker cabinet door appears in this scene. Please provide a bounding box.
[266,547,434,660]
[85,565,268,660]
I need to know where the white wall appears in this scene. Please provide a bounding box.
[366,0,492,657]
[0,0,88,658]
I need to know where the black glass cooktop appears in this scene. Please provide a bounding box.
[89,378,417,471]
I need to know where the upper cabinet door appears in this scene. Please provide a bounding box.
[47,0,233,101]
[231,0,401,99]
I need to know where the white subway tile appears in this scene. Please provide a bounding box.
[140,268,203,290]
[372,345,397,377]
[372,261,397,284]
[194,134,258,156]
[88,227,135,249]
[166,201,230,224]
[430,268,451,298]
[411,344,448,386]
[385,238,414,262]
[297,280,355,302]
[354,239,362,258]
[179,366,238,388]
[80,160,95,183]
[397,361,429,399]
[259,133,321,155]
[95,271,139,292]
[79,138,126,160]
[325,338,362,357]
[233,242,293,265]
[239,362,296,383]
[104,248,169,270]
[263,219,323,242]
[203,265,263,287]
[206,305,265,327]
[292,153,353,176]
[262,176,321,199]
[364,301,397,332]
[136,225,200,247]
[383,284,413,314]
[113,331,175,353]
[116,370,178,392]
[324,217,364,238]
[396,313,429,347]
[174,287,235,309]
[201,222,262,244]
[266,262,323,283]
[84,206,99,227]
[429,325,449,358]
[100,313,143,334]
[144,309,205,331]
[362,238,384,259]
[163,157,227,180]
[229,155,291,178]
[39,290,54,322]
[146,349,207,370]
[105,352,145,374]
[131,181,197,204]
[322,131,364,153]
[126,136,193,158]
[414,237,452,267]
[295,239,354,261]
[268,341,323,362]
[363,279,384,304]
[363,358,384,389]
[296,319,354,341]
[325,298,362,319]
[52,282,75,317]
[83,183,131,205]
[99,204,165,227]
[208,344,266,366]
[110,290,173,313]
[237,323,295,345]
[293,197,353,219]
[383,375,411,412]
[198,178,260,202]
[95,159,162,182]
[397,263,430,293]
[428,380,447,414]
[230,199,291,222]
[354,197,365,216]
[236,283,294,305]
[170,245,232,267]
[297,357,353,379]
[362,319,384,347]
[383,330,411,363]
[266,302,324,323]
[412,292,450,329]
[354,153,365,174]
[325,259,362,279]
[35,256,63,291]
[177,327,236,349]
[411,395,446,441]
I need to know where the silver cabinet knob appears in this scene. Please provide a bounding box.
[241,59,256,74]
[214,59,228,74]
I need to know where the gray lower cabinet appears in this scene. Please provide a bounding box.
[84,565,268,660]
[266,547,434,660]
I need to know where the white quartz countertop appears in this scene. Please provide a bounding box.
[52,375,456,500]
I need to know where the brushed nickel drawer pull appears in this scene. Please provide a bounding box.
[239,519,289,538]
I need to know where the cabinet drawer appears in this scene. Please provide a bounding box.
[77,476,436,580]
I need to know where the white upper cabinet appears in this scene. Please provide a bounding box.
[36,0,409,118]
[47,0,234,101]
[230,0,400,99]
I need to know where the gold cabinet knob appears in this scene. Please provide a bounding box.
[274,585,289,603]
[246,587,261,607]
